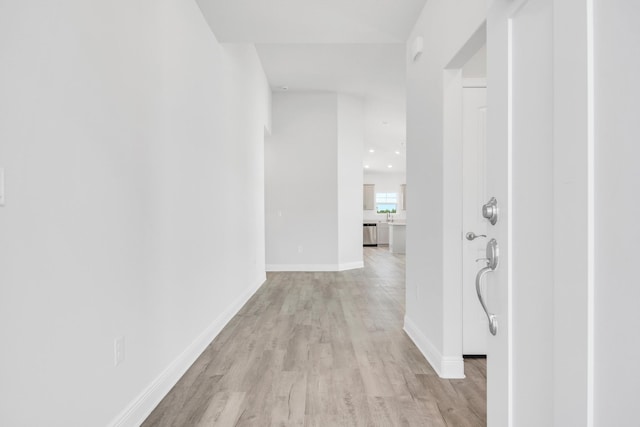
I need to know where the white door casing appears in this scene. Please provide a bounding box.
[462,86,488,355]
[486,0,554,425]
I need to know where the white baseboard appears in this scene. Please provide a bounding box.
[403,315,465,379]
[108,276,267,427]
[254,273,266,291]
[267,263,364,272]
[338,261,364,271]
[266,263,339,272]
[266,262,363,272]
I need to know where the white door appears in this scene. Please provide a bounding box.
[462,86,488,355]
[486,0,554,425]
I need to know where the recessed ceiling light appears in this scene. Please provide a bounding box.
[387,164,393,168]
[395,150,401,155]
[382,121,389,125]
[369,149,375,153]
[364,165,370,169]
[280,86,288,91]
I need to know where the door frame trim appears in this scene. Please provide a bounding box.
[440,22,488,378]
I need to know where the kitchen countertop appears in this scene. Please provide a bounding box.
[362,221,406,225]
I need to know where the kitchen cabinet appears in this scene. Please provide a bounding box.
[377,222,389,245]
[363,184,375,210]
[389,223,406,254]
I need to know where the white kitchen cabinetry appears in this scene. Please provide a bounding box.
[388,223,406,254]
[377,222,389,245]
[363,184,375,210]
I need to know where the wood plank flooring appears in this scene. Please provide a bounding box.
[143,247,486,426]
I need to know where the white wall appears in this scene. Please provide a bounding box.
[338,95,365,268]
[594,1,640,424]
[363,171,406,221]
[265,92,339,269]
[404,0,487,377]
[265,92,364,271]
[0,1,270,426]
[462,44,486,78]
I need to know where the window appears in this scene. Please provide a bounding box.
[376,192,397,213]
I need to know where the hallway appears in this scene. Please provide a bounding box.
[143,248,486,426]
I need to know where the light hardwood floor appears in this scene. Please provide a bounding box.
[143,247,486,426]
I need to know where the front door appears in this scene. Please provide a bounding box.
[462,85,488,355]
[486,0,554,425]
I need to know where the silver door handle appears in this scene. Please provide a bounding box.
[476,265,498,335]
[466,231,487,241]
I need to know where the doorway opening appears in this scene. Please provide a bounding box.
[461,48,488,357]
[441,21,487,375]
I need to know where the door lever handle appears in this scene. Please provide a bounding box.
[466,231,487,241]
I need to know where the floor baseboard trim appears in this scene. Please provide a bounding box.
[266,264,338,272]
[403,315,465,379]
[266,262,363,272]
[338,261,364,271]
[254,273,267,291]
[108,276,267,427]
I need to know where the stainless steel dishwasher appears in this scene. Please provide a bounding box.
[363,223,378,247]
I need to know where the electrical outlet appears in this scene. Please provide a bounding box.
[298,245,303,253]
[114,336,125,367]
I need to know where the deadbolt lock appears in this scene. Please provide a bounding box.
[482,197,499,225]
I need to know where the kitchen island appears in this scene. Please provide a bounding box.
[388,223,406,254]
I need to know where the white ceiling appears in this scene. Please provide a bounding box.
[254,44,405,102]
[196,0,427,173]
[196,0,428,44]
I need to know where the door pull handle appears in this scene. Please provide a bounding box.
[475,238,500,335]
[476,266,498,335]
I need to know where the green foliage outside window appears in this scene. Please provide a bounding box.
[376,193,398,214]
[377,208,397,214]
